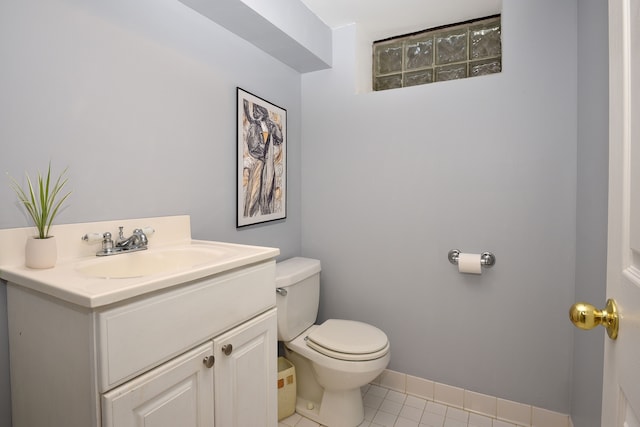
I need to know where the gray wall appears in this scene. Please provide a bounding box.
[0,0,303,424]
[572,0,609,426]
[0,0,302,248]
[301,0,579,414]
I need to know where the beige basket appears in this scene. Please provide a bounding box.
[277,357,296,420]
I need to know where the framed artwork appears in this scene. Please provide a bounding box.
[236,88,287,227]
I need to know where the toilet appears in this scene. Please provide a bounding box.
[275,257,390,427]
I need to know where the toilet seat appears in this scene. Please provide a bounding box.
[305,319,389,361]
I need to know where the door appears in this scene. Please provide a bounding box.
[602,0,640,424]
[102,342,215,427]
[213,309,277,427]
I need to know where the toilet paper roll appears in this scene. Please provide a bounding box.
[458,253,482,274]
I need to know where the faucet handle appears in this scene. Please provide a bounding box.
[102,232,114,250]
[141,226,155,237]
[133,228,149,245]
[82,232,103,243]
[81,231,115,252]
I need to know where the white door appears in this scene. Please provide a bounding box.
[102,342,215,427]
[213,309,277,427]
[602,0,640,424]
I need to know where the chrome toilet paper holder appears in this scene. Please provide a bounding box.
[448,249,496,267]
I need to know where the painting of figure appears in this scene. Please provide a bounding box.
[237,88,286,227]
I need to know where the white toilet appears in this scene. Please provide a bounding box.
[275,257,390,427]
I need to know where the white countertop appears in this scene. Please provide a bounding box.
[0,216,279,308]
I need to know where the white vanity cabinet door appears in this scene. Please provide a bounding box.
[214,308,277,427]
[102,341,215,427]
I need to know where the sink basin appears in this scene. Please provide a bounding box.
[75,245,234,279]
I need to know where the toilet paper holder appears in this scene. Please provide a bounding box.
[448,249,496,267]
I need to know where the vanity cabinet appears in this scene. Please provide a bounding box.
[102,342,215,427]
[102,309,277,427]
[7,260,277,427]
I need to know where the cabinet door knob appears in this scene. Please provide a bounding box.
[203,355,215,368]
[222,344,233,356]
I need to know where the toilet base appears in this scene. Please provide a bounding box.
[294,388,364,427]
[282,325,389,427]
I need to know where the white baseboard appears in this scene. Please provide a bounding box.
[371,369,571,427]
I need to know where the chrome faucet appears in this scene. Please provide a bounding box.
[82,226,151,256]
[116,227,148,250]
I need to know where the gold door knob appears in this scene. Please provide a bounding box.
[569,298,619,340]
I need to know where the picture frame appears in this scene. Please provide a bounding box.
[236,88,287,227]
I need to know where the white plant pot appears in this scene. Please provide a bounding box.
[25,236,57,269]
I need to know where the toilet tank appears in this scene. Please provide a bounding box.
[275,257,321,341]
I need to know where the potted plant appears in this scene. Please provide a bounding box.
[9,162,71,268]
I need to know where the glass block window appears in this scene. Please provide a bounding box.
[373,15,501,91]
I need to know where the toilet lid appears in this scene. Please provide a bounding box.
[306,319,389,361]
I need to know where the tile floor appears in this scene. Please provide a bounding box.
[278,384,526,427]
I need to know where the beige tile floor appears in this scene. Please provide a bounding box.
[279,384,527,427]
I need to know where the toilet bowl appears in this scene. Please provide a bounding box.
[285,322,390,427]
[275,258,390,427]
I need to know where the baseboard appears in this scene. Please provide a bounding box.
[371,369,572,427]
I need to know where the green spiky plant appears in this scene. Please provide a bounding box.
[9,163,71,239]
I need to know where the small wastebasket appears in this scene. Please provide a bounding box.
[277,357,296,420]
